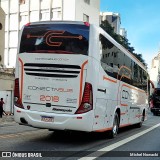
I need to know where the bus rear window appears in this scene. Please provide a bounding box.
[19,23,89,55]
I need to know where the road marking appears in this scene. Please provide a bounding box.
[78,123,160,160]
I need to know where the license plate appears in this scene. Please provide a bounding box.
[41,116,54,122]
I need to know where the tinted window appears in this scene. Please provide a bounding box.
[99,33,148,91]
[99,34,131,84]
[156,90,160,95]
[20,24,89,55]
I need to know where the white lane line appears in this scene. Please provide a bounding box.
[78,123,160,160]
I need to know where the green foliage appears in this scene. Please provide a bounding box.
[100,20,147,67]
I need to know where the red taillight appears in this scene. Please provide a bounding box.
[14,78,19,97]
[25,22,31,27]
[84,22,90,26]
[75,82,93,114]
[14,78,24,109]
[150,99,154,108]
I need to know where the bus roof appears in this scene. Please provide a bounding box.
[25,21,87,26]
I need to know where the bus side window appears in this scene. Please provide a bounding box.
[99,34,114,77]
[142,71,148,91]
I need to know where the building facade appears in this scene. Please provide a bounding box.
[0,7,14,113]
[120,28,127,38]
[0,0,100,68]
[100,12,121,34]
[100,11,127,38]
[150,53,160,88]
[0,7,5,68]
[0,72,14,113]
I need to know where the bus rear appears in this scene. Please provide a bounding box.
[14,21,94,131]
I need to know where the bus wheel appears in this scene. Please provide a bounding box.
[108,113,119,138]
[136,110,145,128]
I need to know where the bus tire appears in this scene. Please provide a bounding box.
[136,110,145,128]
[108,113,119,138]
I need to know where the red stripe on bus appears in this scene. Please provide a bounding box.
[120,104,128,107]
[79,60,88,106]
[135,114,142,118]
[119,123,132,128]
[94,127,112,132]
[103,76,117,83]
[120,112,126,115]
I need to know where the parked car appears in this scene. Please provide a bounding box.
[150,88,160,116]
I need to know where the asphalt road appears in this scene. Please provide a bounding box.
[0,111,160,160]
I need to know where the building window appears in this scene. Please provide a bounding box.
[84,0,90,4]
[0,23,2,30]
[19,0,25,5]
[40,10,50,21]
[52,8,62,20]
[83,14,89,23]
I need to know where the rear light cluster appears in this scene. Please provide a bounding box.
[14,78,24,109]
[75,82,93,114]
[84,22,90,26]
[25,22,31,27]
[150,99,154,108]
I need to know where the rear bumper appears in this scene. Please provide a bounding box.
[14,106,94,132]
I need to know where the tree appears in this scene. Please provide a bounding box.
[100,20,147,67]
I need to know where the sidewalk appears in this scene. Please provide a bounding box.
[0,114,15,126]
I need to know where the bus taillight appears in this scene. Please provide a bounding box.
[84,22,90,26]
[75,82,93,114]
[150,99,154,108]
[25,22,31,27]
[14,78,24,109]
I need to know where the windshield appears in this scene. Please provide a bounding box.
[19,23,89,55]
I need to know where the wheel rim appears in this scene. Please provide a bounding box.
[113,116,118,136]
[113,124,117,135]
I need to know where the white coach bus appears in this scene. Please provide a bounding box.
[14,21,149,138]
